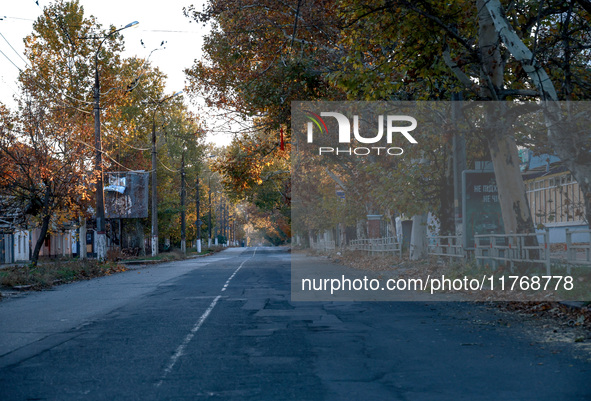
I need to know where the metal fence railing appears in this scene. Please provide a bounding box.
[312,240,336,253]
[474,232,551,273]
[428,235,464,260]
[565,229,591,266]
[307,230,590,272]
[348,236,402,257]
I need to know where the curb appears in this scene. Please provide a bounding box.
[119,252,216,266]
[0,251,220,298]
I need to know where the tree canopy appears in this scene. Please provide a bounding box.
[186,0,591,240]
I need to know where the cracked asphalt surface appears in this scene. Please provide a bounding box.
[0,247,590,400]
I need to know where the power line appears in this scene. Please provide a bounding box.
[0,33,94,107]
[0,31,29,67]
[0,48,23,72]
[0,46,142,113]
[141,30,203,34]
[102,126,151,151]
[0,75,19,98]
[0,16,35,22]
[1,8,131,106]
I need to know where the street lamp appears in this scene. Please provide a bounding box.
[214,191,225,246]
[180,150,186,255]
[150,91,183,257]
[208,178,213,246]
[204,155,216,247]
[194,149,211,254]
[195,172,201,253]
[94,20,138,261]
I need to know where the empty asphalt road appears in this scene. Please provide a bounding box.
[0,247,590,400]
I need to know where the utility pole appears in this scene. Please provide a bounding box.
[150,91,182,257]
[216,195,222,245]
[452,93,466,236]
[93,62,106,261]
[222,197,226,243]
[93,20,139,261]
[180,152,186,254]
[224,200,228,245]
[195,175,201,253]
[151,115,158,256]
[208,179,212,246]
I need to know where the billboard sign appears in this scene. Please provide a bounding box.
[104,171,149,219]
[462,170,504,249]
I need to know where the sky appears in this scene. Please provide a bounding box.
[0,0,234,145]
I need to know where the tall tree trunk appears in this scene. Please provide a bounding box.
[79,216,87,260]
[486,116,535,235]
[31,188,52,266]
[477,0,536,236]
[482,0,591,228]
[410,213,428,260]
[384,209,397,238]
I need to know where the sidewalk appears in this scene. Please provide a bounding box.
[0,247,236,298]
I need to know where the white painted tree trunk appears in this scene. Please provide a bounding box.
[410,214,428,260]
[96,233,106,261]
[79,217,87,260]
[477,0,536,235]
[151,235,158,256]
[486,105,535,235]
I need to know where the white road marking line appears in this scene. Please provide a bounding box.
[155,247,257,387]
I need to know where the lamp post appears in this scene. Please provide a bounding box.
[208,180,213,246]
[180,151,186,254]
[94,21,138,261]
[195,174,201,253]
[220,196,224,244]
[205,155,216,247]
[150,91,183,257]
[224,198,228,245]
[216,191,224,245]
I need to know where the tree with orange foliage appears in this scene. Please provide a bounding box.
[185,0,344,234]
[0,0,149,263]
[0,102,91,265]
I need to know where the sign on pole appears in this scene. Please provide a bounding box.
[104,171,149,219]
